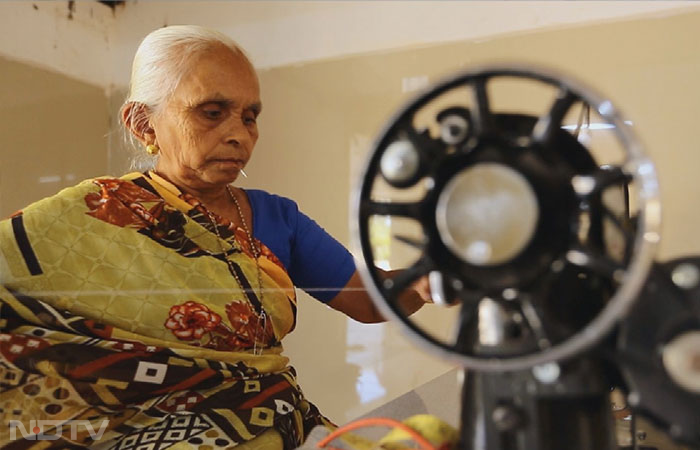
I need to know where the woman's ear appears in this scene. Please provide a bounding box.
[121,102,156,145]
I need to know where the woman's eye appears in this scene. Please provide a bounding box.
[198,102,228,120]
[202,108,223,120]
[244,116,257,125]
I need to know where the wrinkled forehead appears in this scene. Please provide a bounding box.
[171,44,260,106]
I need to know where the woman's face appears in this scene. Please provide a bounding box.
[151,45,261,189]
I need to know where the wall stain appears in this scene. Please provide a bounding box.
[67,0,75,20]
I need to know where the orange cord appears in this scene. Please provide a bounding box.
[316,417,437,450]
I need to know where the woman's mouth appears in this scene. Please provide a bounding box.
[211,158,244,168]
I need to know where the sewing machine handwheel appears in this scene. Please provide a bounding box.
[352,66,660,372]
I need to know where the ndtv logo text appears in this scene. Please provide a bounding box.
[9,420,109,441]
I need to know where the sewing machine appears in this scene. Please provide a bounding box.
[350,66,700,450]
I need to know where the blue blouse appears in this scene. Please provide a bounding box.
[245,189,356,303]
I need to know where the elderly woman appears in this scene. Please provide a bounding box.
[0,26,428,449]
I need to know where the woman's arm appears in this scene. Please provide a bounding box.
[327,270,430,323]
[263,195,431,321]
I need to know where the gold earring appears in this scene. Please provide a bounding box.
[146,144,159,155]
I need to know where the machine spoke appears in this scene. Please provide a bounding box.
[566,246,625,281]
[519,297,552,350]
[470,76,494,136]
[601,204,629,233]
[533,88,578,144]
[595,165,630,190]
[453,300,479,353]
[601,205,635,263]
[381,256,434,306]
[573,165,631,198]
[363,200,423,219]
[393,233,426,249]
[394,116,447,161]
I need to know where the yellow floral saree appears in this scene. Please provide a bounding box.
[0,172,331,449]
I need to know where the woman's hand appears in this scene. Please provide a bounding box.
[327,270,432,324]
[410,275,433,304]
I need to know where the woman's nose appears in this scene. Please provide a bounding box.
[226,135,241,147]
[223,116,250,147]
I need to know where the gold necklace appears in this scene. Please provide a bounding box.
[205,185,267,355]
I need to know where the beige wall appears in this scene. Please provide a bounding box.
[1,7,699,425]
[0,56,110,218]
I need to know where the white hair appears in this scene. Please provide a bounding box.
[121,25,252,169]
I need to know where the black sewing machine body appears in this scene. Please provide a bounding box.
[460,258,700,450]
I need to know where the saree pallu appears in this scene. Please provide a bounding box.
[0,172,331,449]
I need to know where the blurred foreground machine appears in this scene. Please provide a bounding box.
[351,66,700,450]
